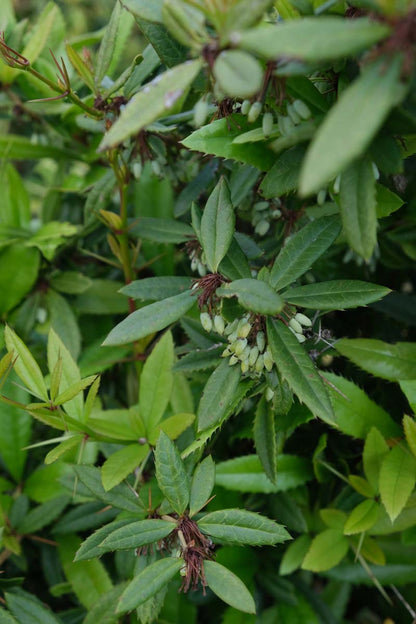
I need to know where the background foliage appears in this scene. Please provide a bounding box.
[0,0,415,622]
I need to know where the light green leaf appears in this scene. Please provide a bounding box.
[121,276,192,301]
[320,509,347,529]
[95,0,122,86]
[189,455,215,517]
[280,534,312,575]
[213,50,263,99]
[5,326,48,401]
[21,2,61,65]
[199,508,290,545]
[117,557,182,613]
[149,412,195,446]
[4,590,61,624]
[47,328,83,421]
[237,17,390,63]
[66,43,96,92]
[363,427,389,493]
[44,435,83,465]
[100,59,202,149]
[197,360,241,432]
[322,373,400,439]
[215,454,312,493]
[73,465,145,513]
[0,245,40,316]
[267,319,333,421]
[101,444,149,491]
[300,57,406,195]
[253,396,277,484]
[140,331,174,433]
[122,0,163,22]
[282,280,390,310]
[0,373,31,481]
[204,560,256,614]
[0,135,81,161]
[400,380,416,414]
[336,339,416,381]
[269,216,341,291]
[302,529,349,572]
[100,519,175,551]
[404,415,416,459]
[376,183,404,218]
[58,534,113,608]
[200,177,235,272]
[217,278,283,315]
[154,431,190,514]
[102,291,196,345]
[344,500,380,535]
[339,157,377,260]
[379,445,416,522]
[349,475,376,498]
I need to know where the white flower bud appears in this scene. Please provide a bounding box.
[256,331,266,353]
[372,162,380,180]
[241,360,249,374]
[200,312,212,332]
[292,99,311,120]
[234,339,247,356]
[255,219,270,236]
[180,564,187,577]
[262,112,274,137]
[265,386,274,402]
[254,201,269,212]
[263,349,274,372]
[295,312,312,327]
[224,319,238,335]
[248,101,262,123]
[241,99,251,115]
[333,174,341,194]
[248,346,259,366]
[191,257,198,271]
[228,330,238,344]
[255,354,264,373]
[296,333,306,343]
[229,355,239,366]
[317,189,326,206]
[287,103,301,125]
[214,314,225,334]
[221,347,232,358]
[197,261,207,276]
[237,321,251,338]
[240,345,251,361]
[271,209,282,218]
[132,162,142,179]
[151,160,161,177]
[193,99,209,128]
[289,318,303,334]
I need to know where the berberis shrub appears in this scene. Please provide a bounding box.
[0,0,415,621]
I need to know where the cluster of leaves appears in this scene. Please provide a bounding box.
[0,0,415,622]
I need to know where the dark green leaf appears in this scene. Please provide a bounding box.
[17,495,69,534]
[129,217,194,243]
[219,236,252,280]
[199,508,290,545]
[282,280,390,309]
[217,278,283,315]
[260,145,305,198]
[100,519,176,551]
[376,183,404,218]
[75,520,136,562]
[0,246,39,316]
[140,331,174,433]
[5,591,61,624]
[200,178,235,272]
[189,455,215,517]
[154,431,190,514]
[204,560,256,614]
[121,276,192,301]
[73,465,145,512]
[197,360,241,432]
[254,397,277,484]
[173,347,223,373]
[336,338,416,381]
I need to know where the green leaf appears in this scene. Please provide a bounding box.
[322,373,400,439]
[199,509,290,545]
[237,17,390,63]
[83,584,129,624]
[5,326,48,401]
[200,178,235,272]
[282,280,390,310]
[400,380,416,413]
[280,534,312,575]
[0,246,40,316]
[269,216,341,291]
[259,145,305,198]
[58,535,113,609]
[102,291,196,345]
[173,347,223,373]
[339,157,377,260]
[100,60,202,149]
[129,217,194,243]
[203,560,256,614]
[49,271,92,295]
[45,290,81,360]
[121,276,192,301]
[100,519,176,551]
[344,500,380,535]
[74,520,136,562]
[0,608,18,624]
[213,50,263,99]
[219,236,252,280]
[5,590,61,624]
[117,557,182,613]
[73,465,145,513]
[154,431,190,514]
[44,435,83,465]
[197,360,241,432]
[300,57,406,195]
[17,495,69,534]
[140,331,174,433]
[404,415,416,459]
[376,183,404,218]
[302,529,349,572]
[95,0,123,86]
[0,373,31,481]
[267,319,333,421]
[149,412,195,446]
[253,396,277,484]
[363,427,389,494]
[75,279,129,315]
[217,278,283,315]
[379,445,416,522]
[215,454,312,493]
[182,115,276,171]
[66,43,96,92]
[101,444,149,491]
[122,0,163,22]
[348,475,376,498]
[0,135,81,161]
[336,339,416,381]
[21,2,62,65]
[47,328,83,421]
[189,455,215,517]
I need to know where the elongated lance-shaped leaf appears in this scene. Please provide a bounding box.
[75,519,137,562]
[197,359,242,432]
[344,500,380,535]
[140,331,174,434]
[48,328,83,421]
[300,56,407,195]
[379,445,416,522]
[269,216,341,291]
[217,278,283,315]
[5,326,48,401]
[4,590,62,624]
[102,291,196,346]
[154,431,190,515]
[95,0,122,86]
[267,319,333,421]
[101,443,149,491]
[363,427,389,494]
[73,465,144,513]
[204,560,256,614]
[302,529,349,572]
[282,280,390,310]
[100,519,176,551]
[336,339,416,381]
[100,59,202,150]
[189,455,215,516]
[121,276,192,301]
[117,557,183,613]
[254,396,277,484]
[200,177,235,272]
[340,157,377,260]
[199,508,290,545]
[236,17,390,63]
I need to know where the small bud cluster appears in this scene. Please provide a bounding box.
[277,99,312,137]
[200,312,274,377]
[288,312,312,343]
[190,249,207,276]
[251,198,282,237]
